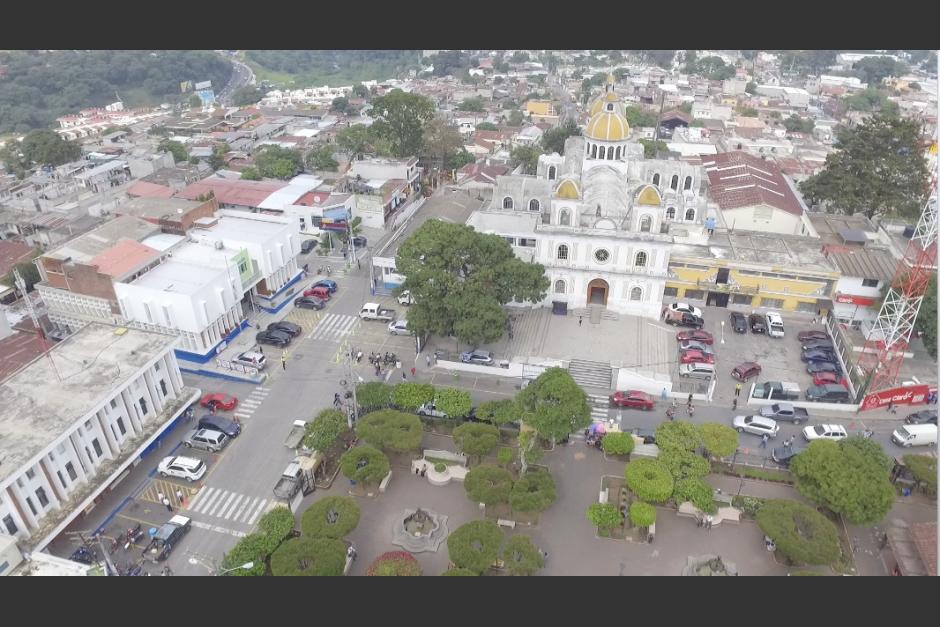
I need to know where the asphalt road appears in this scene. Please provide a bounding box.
[217,54,256,105]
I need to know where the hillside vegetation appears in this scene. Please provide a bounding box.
[244,50,420,87]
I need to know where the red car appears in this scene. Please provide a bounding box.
[679,349,715,365]
[797,330,829,342]
[303,285,331,300]
[731,362,762,381]
[609,390,654,410]
[676,329,714,345]
[199,393,238,412]
[812,371,847,386]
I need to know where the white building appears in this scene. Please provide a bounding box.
[0,323,198,551]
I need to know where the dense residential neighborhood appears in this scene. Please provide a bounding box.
[0,49,936,578]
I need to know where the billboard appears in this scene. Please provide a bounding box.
[194,80,213,90]
[321,207,350,232]
[860,384,931,411]
[180,80,193,93]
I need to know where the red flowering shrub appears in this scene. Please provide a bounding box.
[366,551,422,576]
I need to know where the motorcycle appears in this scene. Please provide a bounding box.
[124,523,142,550]
[355,349,363,363]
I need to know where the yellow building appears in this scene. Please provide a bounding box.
[665,231,839,314]
[525,100,558,123]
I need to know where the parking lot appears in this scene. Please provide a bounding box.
[343,294,420,366]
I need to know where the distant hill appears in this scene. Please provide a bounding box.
[0,50,233,133]
[244,50,421,87]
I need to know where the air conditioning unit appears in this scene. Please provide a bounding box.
[214,241,224,249]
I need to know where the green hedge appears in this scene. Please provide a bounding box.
[756,499,841,565]
[464,465,514,506]
[625,458,674,503]
[447,520,503,574]
[219,533,271,576]
[393,382,435,410]
[256,506,296,544]
[435,386,472,418]
[600,432,635,456]
[356,410,423,453]
[301,496,360,539]
[629,501,657,528]
[673,478,716,514]
[356,382,394,411]
[509,468,557,513]
[340,445,390,485]
[453,422,499,460]
[270,537,347,576]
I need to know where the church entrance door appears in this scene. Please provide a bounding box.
[587,279,609,306]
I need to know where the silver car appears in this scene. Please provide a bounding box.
[678,340,715,354]
[388,319,412,336]
[732,415,780,438]
[182,428,228,452]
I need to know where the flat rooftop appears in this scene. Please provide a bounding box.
[0,323,178,487]
[117,196,205,221]
[44,215,160,263]
[200,214,289,244]
[131,260,227,295]
[672,231,838,274]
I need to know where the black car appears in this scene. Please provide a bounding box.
[351,235,367,248]
[802,339,834,351]
[198,415,242,438]
[295,296,325,310]
[729,311,747,333]
[667,312,704,329]
[905,409,938,425]
[143,516,191,563]
[300,239,317,254]
[267,321,302,337]
[624,427,656,444]
[771,444,804,467]
[256,329,291,347]
[748,314,766,333]
[801,349,837,363]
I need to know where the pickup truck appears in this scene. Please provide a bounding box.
[759,402,809,424]
[359,302,396,321]
[273,455,321,501]
[284,420,308,450]
[751,381,800,401]
[142,515,191,563]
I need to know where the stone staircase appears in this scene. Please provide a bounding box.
[505,307,551,358]
[568,358,613,391]
[571,306,620,322]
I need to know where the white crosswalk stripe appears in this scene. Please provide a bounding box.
[209,491,237,517]
[308,313,359,342]
[591,407,609,422]
[184,487,269,524]
[222,494,245,519]
[245,499,269,525]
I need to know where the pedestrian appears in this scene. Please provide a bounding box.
[402,371,407,381]
[425,354,431,368]
[411,366,416,378]
[210,403,217,415]
[660,388,668,401]
[731,397,737,411]
[157,491,165,504]
[734,383,741,398]
[375,364,381,377]
[687,404,695,416]
[578,315,583,327]
[420,466,427,477]
[163,496,173,512]
[687,393,693,407]
[176,489,184,506]
[760,434,769,448]
[281,352,288,370]
[415,466,420,475]
[257,345,263,355]
[887,400,897,414]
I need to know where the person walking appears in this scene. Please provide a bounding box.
[281,352,288,371]
[760,434,769,448]
[734,383,742,398]
[257,345,263,355]
[175,489,184,507]
[411,366,416,378]
[578,315,583,327]
[402,371,407,381]
[425,354,431,368]
[157,491,165,504]
[731,397,738,411]
[162,496,173,512]
[660,388,668,401]
[687,393,693,407]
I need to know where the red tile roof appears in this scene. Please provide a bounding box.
[127,180,175,199]
[702,151,804,216]
[88,239,161,278]
[0,240,37,278]
[176,178,286,208]
[0,330,46,382]
[911,522,937,577]
[457,161,511,184]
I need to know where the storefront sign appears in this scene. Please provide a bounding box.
[835,294,875,306]
[860,384,930,411]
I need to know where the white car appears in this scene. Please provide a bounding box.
[669,302,703,318]
[732,415,780,438]
[157,455,206,482]
[802,424,848,442]
[397,290,415,306]
[388,319,412,336]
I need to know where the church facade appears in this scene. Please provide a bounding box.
[467,76,708,319]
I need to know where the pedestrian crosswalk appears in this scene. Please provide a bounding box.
[185,486,269,526]
[306,313,359,342]
[588,393,610,423]
[234,386,268,422]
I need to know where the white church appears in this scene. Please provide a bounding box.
[467,75,708,319]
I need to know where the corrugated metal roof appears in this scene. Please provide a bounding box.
[826,246,897,282]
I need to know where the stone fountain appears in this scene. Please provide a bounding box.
[682,554,739,576]
[392,507,448,553]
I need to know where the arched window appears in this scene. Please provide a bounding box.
[652,173,660,186]
[685,208,695,221]
[606,103,614,112]
[670,174,679,190]
[615,146,621,160]
[639,215,652,232]
[599,146,606,160]
[635,251,647,267]
[529,198,540,212]
[557,244,569,260]
[591,144,597,159]
[554,280,566,294]
[559,209,570,226]
[630,287,643,301]
[548,165,556,180]
[684,175,693,191]
[665,207,676,220]
[596,205,602,217]
[502,196,514,209]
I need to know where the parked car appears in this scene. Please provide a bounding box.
[678,362,715,379]
[199,393,238,412]
[183,428,229,452]
[388,319,412,336]
[748,314,766,333]
[676,329,714,344]
[158,456,206,482]
[759,402,809,424]
[904,410,938,425]
[765,312,785,338]
[801,349,838,363]
[198,415,242,439]
[256,329,291,347]
[143,515,191,563]
[667,302,703,318]
[303,285,331,300]
[679,349,715,365]
[812,371,847,387]
[294,296,326,310]
[267,321,302,337]
[679,340,714,354]
[802,424,848,442]
[233,350,266,370]
[732,415,780,438]
[729,311,747,333]
[300,239,317,254]
[460,349,494,365]
[609,390,654,410]
[806,361,841,375]
[312,279,338,293]
[349,235,367,248]
[801,339,834,351]
[397,290,415,306]
[665,311,704,329]
[891,424,938,447]
[731,362,762,381]
[797,330,829,342]
[805,384,850,403]
[770,445,805,467]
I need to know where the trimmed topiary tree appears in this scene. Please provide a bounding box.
[447,520,503,574]
[586,502,623,535]
[356,382,394,411]
[220,533,270,576]
[340,445,390,485]
[629,501,657,528]
[257,506,296,544]
[301,496,360,539]
[625,458,674,503]
[464,465,514,506]
[501,534,544,576]
[509,468,557,513]
[516,367,591,444]
[698,423,738,458]
[453,422,500,462]
[270,537,347,576]
[441,567,477,576]
[756,499,841,565]
[655,420,701,453]
[356,410,423,453]
[476,399,518,426]
[659,448,710,482]
[673,478,716,513]
[600,432,635,456]
[435,387,472,418]
[393,382,435,410]
[303,409,347,453]
[366,551,422,576]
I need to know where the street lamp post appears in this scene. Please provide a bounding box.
[720,320,725,345]
[217,561,254,576]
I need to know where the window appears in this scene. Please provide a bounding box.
[36,488,49,508]
[796,301,817,313]
[615,146,621,160]
[684,289,705,300]
[684,175,693,191]
[685,208,695,221]
[630,287,643,301]
[502,196,514,209]
[761,298,784,309]
[66,462,77,481]
[670,174,679,190]
[639,215,652,232]
[528,198,540,212]
[557,244,569,260]
[591,144,597,159]
[548,165,556,180]
[665,207,676,220]
[504,237,517,246]
[652,173,660,186]
[861,278,879,288]
[117,417,126,436]
[595,249,610,263]
[160,380,168,396]
[3,515,18,535]
[663,286,679,297]
[599,146,606,159]
[518,238,536,247]
[634,251,647,267]
[559,209,570,226]
[110,399,118,410]
[139,397,148,415]
[596,205,602,217]
[92,438,103,458]
[732,294,753,305]
[25,469,35,480]
[554,280,566,294]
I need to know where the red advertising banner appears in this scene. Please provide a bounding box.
[860,384,930,411]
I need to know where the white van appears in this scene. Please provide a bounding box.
[891,423,938,447]
[679,362,715,380]
[765,312,785,338]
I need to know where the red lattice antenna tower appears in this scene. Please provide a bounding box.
[858,195,937,395]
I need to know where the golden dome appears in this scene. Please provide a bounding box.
[555,179,580,199]
[585,110,630,142]
[636,185,663,206]
[589,91,624,116]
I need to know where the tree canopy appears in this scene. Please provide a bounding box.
[366,551,422,576]
[516,368,591,443]
[629,502,657,528]
[625,458,674,503]
[303,409,347,453]
[369,89,436,157]
[231,85,263,106]
[475,399,518,426]
[783,115,815,134]
[335,124,377,158]
[254,145,303,179]
[395,220,549,346]
[916,275,936,359]
[447,520,503,574]
[464,465,513,506]
[697,423,739,458]
[623,105,658,128]
[600,432,635,456]
[0,129,82,178]
[339,445,390,485]
[422,116,464,169]
[586,502,623,533]
[453,423,500,461]
[501,535,543,576]
[541,119,581,155]
[306,144,338,171]
[756,499,841,565]
[852,57,909,85]
[270,537,346,577]
[655,421,701,453]
[509,468,557,513]
[246,50,419,88]
[799,112,930,220]
[356,410,423,453]
[510,145,542,175]
[301,496,360,539]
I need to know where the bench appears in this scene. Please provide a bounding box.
[497,518,516,529]
[713,491,733,506]
[379,471,392,493]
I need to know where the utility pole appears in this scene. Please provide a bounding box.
[14,267,62,382]
[338,338,360,429]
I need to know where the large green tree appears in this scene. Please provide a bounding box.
[355,410,422,454]
[799,112,930,220]
[270,537,346,576]
[231,85,263,106]
[395,220,549,346]
[501,535,544,576]
[853,57,909,85]
[697,423,739,458]
[447,520,503,574]
[509,468,557,513]
[540,119,581,155]
[475,399,518,427]
[306,144,338,171]
[335,124,375,158]
[422,116,464,170]
[453,422,500,462]
[586,502,623,534]
[756,499,841,565]
[254,145,303,179]
[303,409,347,453]
[301,496,360,539]
[158,139,189,164]
[339,445,390,485]
[369,89,436,157]
[625,458,674,504]
[0,129,82,178]
[464,465,513,506]
[510,144,542,174]
[916,275,936,358]
[623,105,658,128]
[516,368,591,444]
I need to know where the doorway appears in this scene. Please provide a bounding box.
[716,268,729,284]
[707,292,729,307]
[587,278,609,306]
